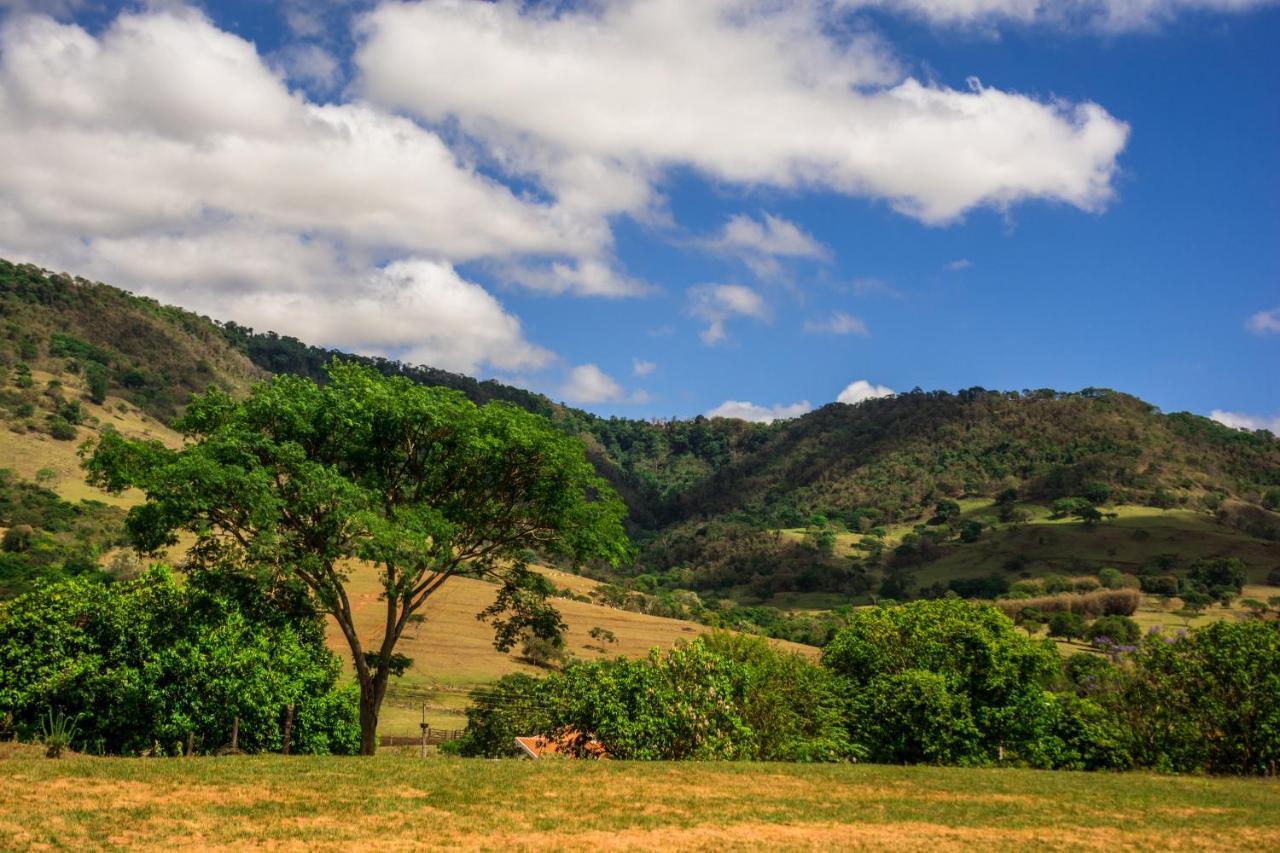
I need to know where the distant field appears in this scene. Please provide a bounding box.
[1,745,1277,851]
[776,498,1277,595]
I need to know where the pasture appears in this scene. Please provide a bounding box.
[1,745,1276,851]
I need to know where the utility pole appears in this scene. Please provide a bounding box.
[420,703,429,759]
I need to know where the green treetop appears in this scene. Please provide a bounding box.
[83,361,630,754]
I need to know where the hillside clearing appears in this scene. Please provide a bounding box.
[327,562,814,735]
[0,750,1276,851]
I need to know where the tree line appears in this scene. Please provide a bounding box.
[452,599,1280,775]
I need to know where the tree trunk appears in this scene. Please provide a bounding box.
[359,680,381,756]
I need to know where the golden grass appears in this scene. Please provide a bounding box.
[327,561,814,735]
[0,753,1276,851]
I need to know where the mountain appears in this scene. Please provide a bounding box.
[2,257,1278,610]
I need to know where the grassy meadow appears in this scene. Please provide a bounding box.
[1,743,1277,851]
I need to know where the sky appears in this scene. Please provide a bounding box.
[0,0,1276,428]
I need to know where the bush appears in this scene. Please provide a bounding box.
[1111,621,1280,775]
[823,599,1060,766]
[1097,568,1125,589]
[1048,610,1085,639]
[458,634,854,762]
[0,567,357,755]
[47,419,77,441]
[1140,574,1180,597]
[1087,615,1141,646]
[1187,558,1247,595]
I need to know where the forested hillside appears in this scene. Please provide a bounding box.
[2,257,1277,619]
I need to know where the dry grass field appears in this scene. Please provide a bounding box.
[1,743,1277,851]
[330,561,813,734]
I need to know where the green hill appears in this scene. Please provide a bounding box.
[2,257,1277,616]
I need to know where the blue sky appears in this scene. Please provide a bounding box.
[0,1,1276,427]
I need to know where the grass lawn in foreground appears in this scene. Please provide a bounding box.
[1,745,1277,851]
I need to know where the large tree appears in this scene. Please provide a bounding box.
[83,362,629,754]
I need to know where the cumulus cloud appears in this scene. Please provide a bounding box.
[704,212,831,277]
[0,7,647,378]
[686,283,770,344]
[632,358,657,377]
[837,379,896,404]
[1246,308,1280,335]
[804,311,870,335]
[560,364,625,404]
[496,257,652,298]
[0,10,595,261]
[357,0,1131,226]
[558,363,651,405]
[706,399,813,423]
[841,0,1279,31]
[1210,410,1280,433]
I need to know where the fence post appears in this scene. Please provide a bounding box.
[420,703,428,759]
[282,704,294,756]
[185,731,194,758]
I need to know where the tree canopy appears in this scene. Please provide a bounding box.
[83,361,630,753]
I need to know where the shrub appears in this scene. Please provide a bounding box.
[1187,557,1247,595]
[823,599,1060,766]
[47,419,77,441]
[1088,615,1141,646]
[1112,621,1280,775]
[1097,568,1125,589]
[1048,610,1085,639]
[1140,574,1180,596]
[0,568,357,755]
[1,525,34,553]
[39,709,81,759]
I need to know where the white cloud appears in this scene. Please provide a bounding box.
[0,10,597,261]
[497,257,653,298]
[686,283,770,344]
[1246,308,1280,335]
[632,358,657,377]
[841,0,1279,31]
[804,311,870,335]
[275,43,342,91]
[560,364,625,404]
[357,0,1130,226]
[716,213,829,260]
[0,7,650,380]
[702,212,831,279]
[946,259,973,271]
[837,379,896,404]
[1210,410,1280,433]
[558,363,651,405]
[706,399,813,423]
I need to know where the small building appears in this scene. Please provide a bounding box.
[514,731,608,760]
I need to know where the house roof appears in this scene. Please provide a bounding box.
[514,731,608,760]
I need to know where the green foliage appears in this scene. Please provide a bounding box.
[822,599,1062,766]
[0,567,358,755]
[453,673,553,758]
[461,634,853,762]
[1048,610,1086,639]
[1103,621,1280,775]
[82,361,629,753]
[1187,557,1247,595]
[1088,615,1141,646]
